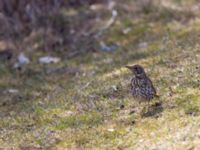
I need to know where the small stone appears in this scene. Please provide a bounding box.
[39,56,60,64]
[138,42,148,49]
[107,128,115,132]
[6,89,19,94]
[111,85,118,91]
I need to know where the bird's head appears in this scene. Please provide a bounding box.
[126,64,146,78]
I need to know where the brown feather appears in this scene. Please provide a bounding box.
[126,64,157,102]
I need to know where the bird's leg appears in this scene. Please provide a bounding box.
[140,102,146,115]
[143,101,150,114]
[147,101,150,112]
[135,101,142,114]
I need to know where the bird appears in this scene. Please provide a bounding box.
[126,64,157,104]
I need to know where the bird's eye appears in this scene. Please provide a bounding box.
[135,67,142,74]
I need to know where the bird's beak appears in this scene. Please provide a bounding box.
[125,65,132,70]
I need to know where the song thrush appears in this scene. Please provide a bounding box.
[126,64,157,103]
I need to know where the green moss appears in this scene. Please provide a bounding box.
[185,105,200,115]
[0,64,10,76]
[55,112,104,130]
[103,130,122,140]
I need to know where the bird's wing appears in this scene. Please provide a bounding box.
[139,78,156,94]
[146,78,157,95]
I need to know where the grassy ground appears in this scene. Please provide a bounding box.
[1,0,200,149]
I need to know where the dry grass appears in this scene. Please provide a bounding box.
[1,0,200,149]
